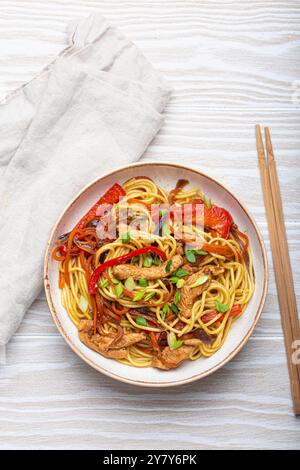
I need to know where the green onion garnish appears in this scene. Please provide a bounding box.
[215,299,230,313]
[111,278,120,285]
[190,275,209,288]
[133,291,145,302]
[161,303,169,321]
[124,276,135,291]
[167,332,182,350]
[174,291,181,305]
[159,208,167,217]
[169,276,180,284]
[138,278,148,287]
[170,303,179,315]
[136,316,147,327]
[143,255,153,268]
[144,292,156,301]
[114,283,124,298]
[99,279,109,289]
[165,259,172,273]
[176,279,185,289]
[122,231,131,243]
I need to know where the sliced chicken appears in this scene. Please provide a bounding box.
[152,345,194,370]
[178,265,224,319]
[183,338,202,347]
[78,320,145,359]
[112,254,184,280]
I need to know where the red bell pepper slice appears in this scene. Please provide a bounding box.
[171,201,233,240]
[204,205,233,239]
[76,183,125,229]
[88,246,167,295]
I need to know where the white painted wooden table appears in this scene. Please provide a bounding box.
[1,0,300,450]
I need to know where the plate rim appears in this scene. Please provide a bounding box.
[44,161,269,388]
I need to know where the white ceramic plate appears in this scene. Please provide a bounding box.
[44,162,268,387]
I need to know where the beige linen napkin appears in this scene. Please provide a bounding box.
[0,14,171,360]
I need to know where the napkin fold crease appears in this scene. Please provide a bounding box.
[0,14,171,359]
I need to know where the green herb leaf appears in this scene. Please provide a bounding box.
[133,290,145,302]
[131,255,139,264]
[165,259,172,272]
[185,250,196,263]
[167,332,183,350]
[190,275,209,288]
[143,255,153,268]
[144,292,156,301]
[169,276,180,284]
[170,303,179,315]
[122,231,131,243]
[192,250,208,255]
[99,279,109,289]
[215,299,230,313]
[161,303,169,321]
[136,316,147,327]
[138,278,148,287]
[176,278,185,289]
[111,278,120,285]
[124,276,135,291]
[162,224,170,238]
[173,268,189,278]
[174,291,181,305]
[114,283,124,298]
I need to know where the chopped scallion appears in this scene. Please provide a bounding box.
[114,283,124,298]
[144,292,156,301]
[174,291,181,305]
[133,290,145,302]
[124,276,135,291]
[190,275,209,288]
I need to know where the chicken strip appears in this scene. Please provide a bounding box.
[78,320,145,359]
[112,254,184,280]
[178,265,224,319]
[152,345,194,370]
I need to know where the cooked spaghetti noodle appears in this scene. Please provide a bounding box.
[52,177,255,369]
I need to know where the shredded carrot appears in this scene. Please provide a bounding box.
[64,227,81,287]
[111,302,129,315]
[52,246,66,262]
[202,243,234,258]
[150,332,160,352]
[58,271,65,289]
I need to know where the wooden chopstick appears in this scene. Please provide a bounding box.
[255,125,300,416]
[264,128,300,340]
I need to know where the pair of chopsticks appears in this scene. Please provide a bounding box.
[256,125,300,416]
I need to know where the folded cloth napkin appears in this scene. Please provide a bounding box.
[0,14,171,360]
